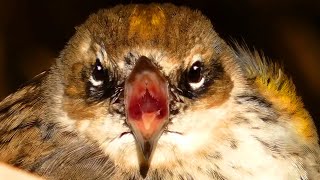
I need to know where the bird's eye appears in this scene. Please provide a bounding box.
[187,61,205,89]
[90,59,107,86]
[87,58,118,101]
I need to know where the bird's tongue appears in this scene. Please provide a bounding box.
[125,56,169,161]
[139,90,161,130]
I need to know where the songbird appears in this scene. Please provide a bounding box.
[0,3,319,180]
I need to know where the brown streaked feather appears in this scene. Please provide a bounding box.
[0,72,115,179]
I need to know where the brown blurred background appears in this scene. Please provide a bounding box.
[0,0,319,130]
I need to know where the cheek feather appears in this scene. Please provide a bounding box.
[65,84,86,98]
[64,62,87,98]
[62,61,108,120]
[191,70,233,110]
[62,100,102,120]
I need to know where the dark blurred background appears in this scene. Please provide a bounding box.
[0,0,319,129]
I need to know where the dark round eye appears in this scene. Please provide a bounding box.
[92,59,107,82]
[187,61,203,83]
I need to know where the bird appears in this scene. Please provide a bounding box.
[0,3,319,180]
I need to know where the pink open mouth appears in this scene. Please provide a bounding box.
[124,56,169,161]
[127,84,168,138]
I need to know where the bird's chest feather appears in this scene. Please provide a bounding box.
[105,106,307,180]
[110,140,304,180]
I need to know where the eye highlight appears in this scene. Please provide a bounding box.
[187,61,205,90]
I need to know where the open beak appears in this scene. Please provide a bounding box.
[124,56,169,162]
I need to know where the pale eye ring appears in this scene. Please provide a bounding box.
[187,61,205,90]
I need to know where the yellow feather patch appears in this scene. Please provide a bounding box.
[128,5,166,40]
[255,73,316,140]
[237,47,317,141]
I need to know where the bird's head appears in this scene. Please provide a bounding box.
[48,3,246,176]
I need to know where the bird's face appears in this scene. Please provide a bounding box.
[51,4,240,173]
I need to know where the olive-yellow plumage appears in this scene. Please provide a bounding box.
[237,47,317,141]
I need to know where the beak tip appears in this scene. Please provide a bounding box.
[142,141,153,161]
[139,161,150,178]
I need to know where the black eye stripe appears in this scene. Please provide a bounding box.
[177,58,225,99]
